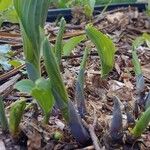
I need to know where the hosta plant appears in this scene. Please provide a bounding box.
[13,0,117,146]
[13,0,90,145]
[15,78,55,124]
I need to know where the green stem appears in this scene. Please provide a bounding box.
[44,112,50,124]
[131,106,150,137]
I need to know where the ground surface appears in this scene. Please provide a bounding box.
[0,6,150,150]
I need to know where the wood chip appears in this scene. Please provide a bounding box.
[0,74,21,97]
[0,140,6,150]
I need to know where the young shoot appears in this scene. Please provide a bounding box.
[131,106,150,138]
[14,78,55,124]
[75,47,89,118]
[9,99,26,137]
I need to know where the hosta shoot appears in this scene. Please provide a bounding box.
[110,97,123,142]
[14,78,55,124]
[55,17,66,65]
[132,36,145,99]
[9,99,26,137]
[75,48,89,118]
[42,37,90,145]
[131,106,150,137]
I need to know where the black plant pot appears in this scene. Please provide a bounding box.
[47,3,147,22]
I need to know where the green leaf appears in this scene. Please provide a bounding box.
[43,37,69,104]
[85,24,116,77]
[132,36,145,50]
[14,79,35,94]
[131,106,150,137]
[26,61,40,82]
[143,33,150,48]
[9,60,22,68]
[31,78,54,123]
[43,37,90,144]
[63,35,86,56]
[0,96,8,132]
[13,0,50,81]
[0,0,12,11]
[132,50,142,76]
[43,37,69,119]
[3,8,18,23]
[9,99,26,136]
[0,1,18,26]
[55,17,66,64]
[75,48,89,117]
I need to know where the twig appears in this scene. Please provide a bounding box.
[88,125,101,150]
[82,102,102,150]
[77,145,94,150]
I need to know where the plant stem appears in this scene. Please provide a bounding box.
[44,113,50,124]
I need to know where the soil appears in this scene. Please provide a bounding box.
[0,6,150,150]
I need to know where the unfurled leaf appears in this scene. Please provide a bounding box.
[26,62,40,82]
[9,99,26,136]
[86,24,116,77]
[131,105,150,137]
[43,38,69,105]
[63,35,86,56]
[0,0,12,11]
[75,48,89,118]
[14,79,35,94]
[13,0,50,81]
[0,0,18,27]
[43,37,69,119]
[31,78,54,123]
[55,17,66,64]
[0,96,8,132]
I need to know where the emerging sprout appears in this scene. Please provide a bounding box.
[9,99,26,137]
[75,48,89,118]
[110,97,123,142]
[131,106,150,137]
